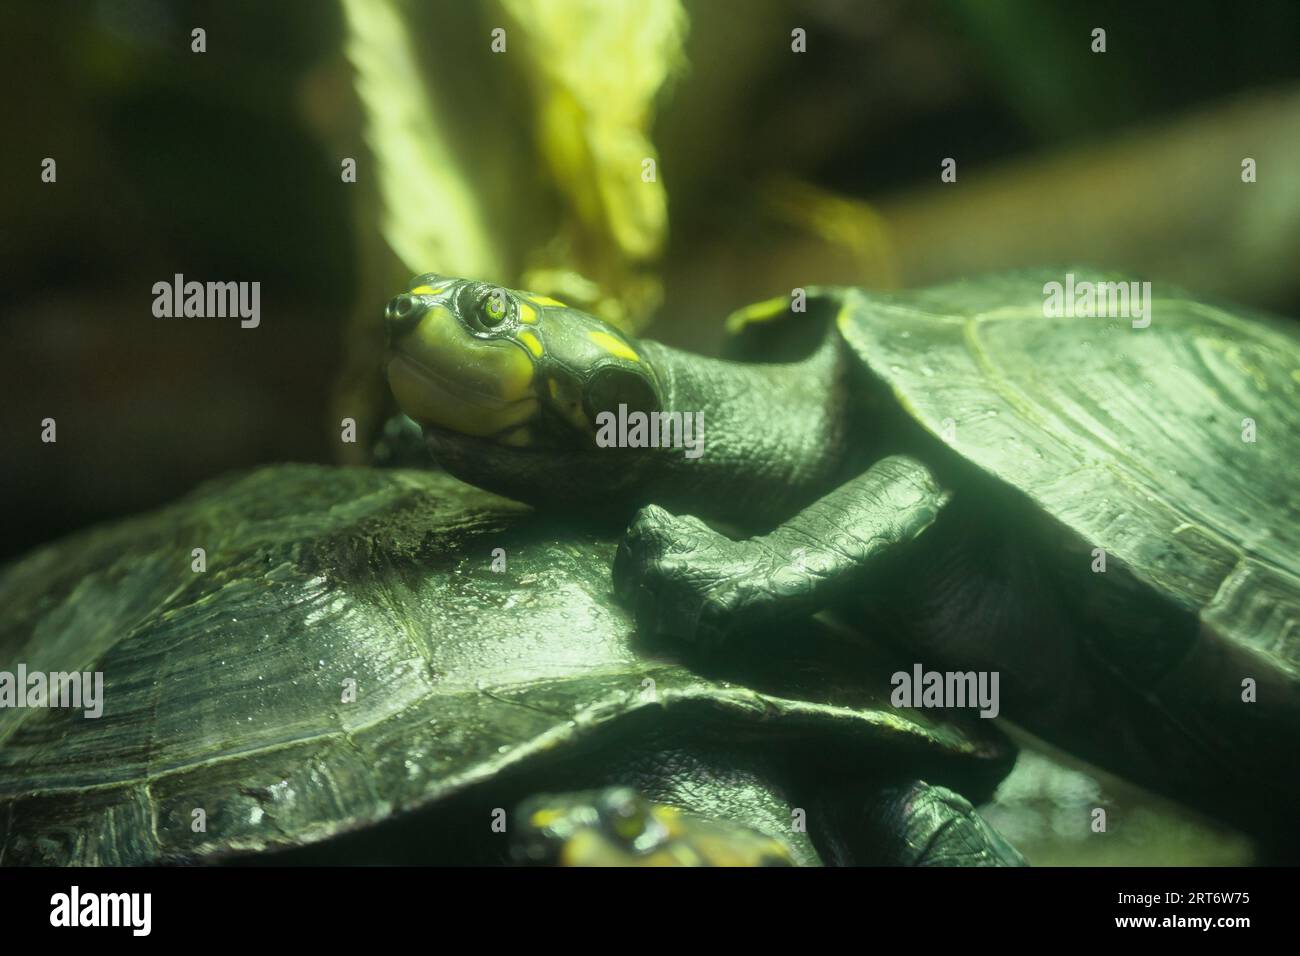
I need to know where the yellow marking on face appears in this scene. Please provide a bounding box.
[518,329,544,358]
[546,376,589,432]
[386,300,540,437]
[529,295,567,308]
[588,330,639,362]
[410,284,444,295]
[519,302,537,323]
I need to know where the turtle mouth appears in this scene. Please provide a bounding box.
[420,419,607,462]
[420,420,544,455]
[388,351,506,403]
[419,419,651,515]
[386,350,540,440]
[385,295,542,441]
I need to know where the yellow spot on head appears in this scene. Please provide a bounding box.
[518,329,544,358]
[529,295,568,308]
[411,284,445,295]
[519,302,537,323]
[588,330,639,362]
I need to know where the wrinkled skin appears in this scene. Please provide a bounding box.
[613,457,948,648]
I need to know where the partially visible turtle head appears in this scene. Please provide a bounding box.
[385,274,663,508]
[512,787,795,867]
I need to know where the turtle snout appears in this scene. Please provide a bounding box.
[385,294,428,341]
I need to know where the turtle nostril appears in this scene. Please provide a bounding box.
[385,294,426,338]
[386,294,413,319]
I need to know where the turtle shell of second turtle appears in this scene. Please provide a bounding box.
[0,465,1012,865]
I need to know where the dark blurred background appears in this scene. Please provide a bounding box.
[3,0,1298,563]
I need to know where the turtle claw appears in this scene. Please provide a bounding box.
[613,505,767,648]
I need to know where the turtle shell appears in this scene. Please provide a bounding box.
[834,270,1299,660]
[831,270,1300,829]
[0,465,1010,865]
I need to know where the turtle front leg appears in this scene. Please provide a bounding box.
[613,455,949,646]
[812,779,1027,866]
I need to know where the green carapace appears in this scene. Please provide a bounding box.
[0,465,1020,866]
[382,269,1300,849]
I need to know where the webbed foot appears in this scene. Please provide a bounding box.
[612,457,949,647]
[612,504,790,647]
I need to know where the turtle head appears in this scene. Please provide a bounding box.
[384,274,663,508]
[511,787,795,867]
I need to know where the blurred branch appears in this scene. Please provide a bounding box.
[880,86,1300,306]
[341,0,502,280]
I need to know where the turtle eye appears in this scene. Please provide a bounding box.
[453,283,516,333]
[479,288,510,327]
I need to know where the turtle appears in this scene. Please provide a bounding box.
[0,463,1024,866]
[381,268,1300,851]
